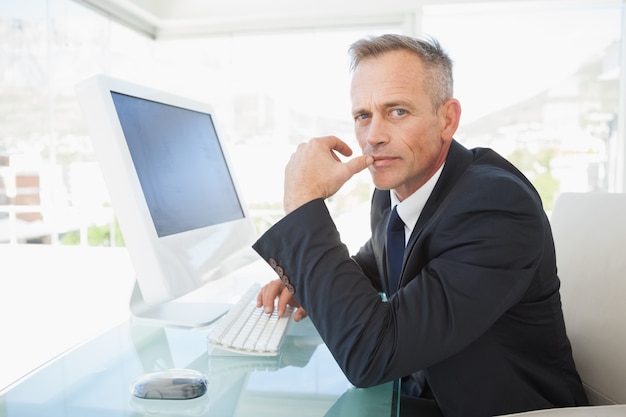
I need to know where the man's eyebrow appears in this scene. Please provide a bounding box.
[352,101,410,113]
[351,107,369,116]
[383,100,411,109]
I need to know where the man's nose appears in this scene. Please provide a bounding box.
[365,116,389,147]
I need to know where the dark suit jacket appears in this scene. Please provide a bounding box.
[253,140,588,416]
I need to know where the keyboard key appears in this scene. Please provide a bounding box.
[208,284,293,356]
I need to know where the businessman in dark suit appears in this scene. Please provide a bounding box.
[253,34,588,416]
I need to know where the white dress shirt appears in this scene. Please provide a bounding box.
[390,164,445,245]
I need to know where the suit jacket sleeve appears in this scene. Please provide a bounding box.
[252,168,547,388]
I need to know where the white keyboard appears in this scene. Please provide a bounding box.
[208,284,294,356]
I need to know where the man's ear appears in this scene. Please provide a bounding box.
[439,98,461,142]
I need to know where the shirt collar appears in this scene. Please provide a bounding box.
[390,163,445,238]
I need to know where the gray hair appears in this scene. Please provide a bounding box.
[348,34,454,111]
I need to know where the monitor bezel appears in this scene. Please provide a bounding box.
[76,75,257,323]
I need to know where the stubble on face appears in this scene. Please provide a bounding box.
[350,50,451,201]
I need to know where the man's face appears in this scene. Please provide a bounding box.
[350,49,455,201]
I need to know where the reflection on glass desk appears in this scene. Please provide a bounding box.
[0,317,399,416]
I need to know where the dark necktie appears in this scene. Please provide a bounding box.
[387,207,429,396]
[386,206,405,295]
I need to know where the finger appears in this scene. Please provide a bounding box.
[294,307,308,322]
[320,137,372,177]
[277,287,294,317]
[260,287,275,315]
[345,154,374,175]
[256,285,264,307]
[319,135,353,158]
[258,279,283,314]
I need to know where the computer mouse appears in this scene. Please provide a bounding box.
[130,369,208,400]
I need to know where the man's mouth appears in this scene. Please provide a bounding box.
[371,156,398,167]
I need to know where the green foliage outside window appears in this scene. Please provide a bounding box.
[60,220,125,247]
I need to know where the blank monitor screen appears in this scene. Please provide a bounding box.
[77,75,258,327]
[111,92,244,238]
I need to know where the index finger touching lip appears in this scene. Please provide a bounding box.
[313,136,353,158]
[330,137,354,157]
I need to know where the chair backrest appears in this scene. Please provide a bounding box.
[550,192,626,405]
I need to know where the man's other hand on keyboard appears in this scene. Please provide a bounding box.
[257,279,308,322]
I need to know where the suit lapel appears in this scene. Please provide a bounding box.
[407,140,474,247]
[370,140,476,292]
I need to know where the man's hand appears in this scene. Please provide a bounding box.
[257,279,308,322]
[283,136,373,214]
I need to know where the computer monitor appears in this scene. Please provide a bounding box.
[76,75,258,328]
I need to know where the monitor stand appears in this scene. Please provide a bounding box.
[129,281,230,328]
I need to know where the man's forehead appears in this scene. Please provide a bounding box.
[350,57,427,103]
[351,52,424,87]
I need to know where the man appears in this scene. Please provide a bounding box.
[253,34,588,416]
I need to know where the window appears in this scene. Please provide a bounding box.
[1,1,623,244]
[0,0,396,245]
[0,0,623,392]
[423,1,623,209]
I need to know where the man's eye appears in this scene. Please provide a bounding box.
[392,109,406,116]
[356,113,370,121]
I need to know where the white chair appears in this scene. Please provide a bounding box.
[502,192,626,416]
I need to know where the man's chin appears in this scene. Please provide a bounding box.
[370,174,398,191]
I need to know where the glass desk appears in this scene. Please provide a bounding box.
[0,317,399,416]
